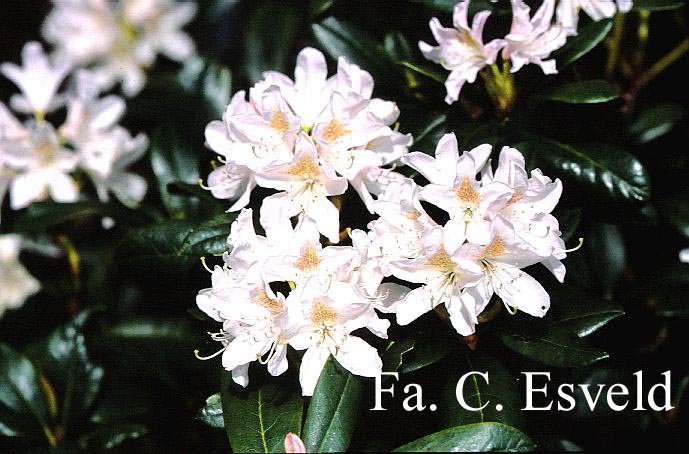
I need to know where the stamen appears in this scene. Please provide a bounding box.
[216,155,226,164]
[198,178,211,190]
[194,346,227,360]
[200,256,214,273]
[564,237,584,253]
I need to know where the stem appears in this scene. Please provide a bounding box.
[635,37,689,90]
[57,235,82,315]
[605,13,626,79]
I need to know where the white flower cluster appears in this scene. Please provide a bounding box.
[42,0,197,97]
[0,234,40,318]
[203,47,412,243]
[196,129,571,394]
[0,42,148,216]
[195,209,402,396]
[421,0,633,104]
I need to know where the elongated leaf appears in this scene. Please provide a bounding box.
[0,343,55,445]
[312,17,396,82]
[499,287,624,367]
[633,0,686,11]
[197,393,224,429]
[178,57,232,119]
[14,200,148,232]
[554,207,581,243]
[31,309,104,431]
[244,1,299,82]
[440,352,524,430]
[555,19,613,68]
[518,139,651,204]
[77,422,147,450]
[657,191,689,239]
[393,422,536,452]
[115,212,236,275]
[220,374,303,453]
[302,357,364,452]
[537,80,618,104]
[150,126,202,219]
[629,103,686,143]
[309,0,334,18]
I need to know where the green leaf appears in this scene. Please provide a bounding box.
[309,0,334,18]
[384,32,413,63]
[393,422,536,452]
[499,287,624,367]
[312,17,395,82]
[554,207,581,243]
[220,374,303,453]
[400,110,447,156]
[197,393,224,429]
[536,80,618,104]
[115,212,236,275]
[629,103,686,143]
[555,19,613,68]
[383,332,452,375]
[0,343,55,445]
[517,139,651,204]
[31,309,104,431]
[633,0,686,11]
[302,356,364,452]
[244,1,299,82]
[178,57,232,119]
[656,191,689,239]
[14,200,148,232]
[397,61,446,84]
[440,352,524,430]
[77,422,147,450]
[150,126,202,219]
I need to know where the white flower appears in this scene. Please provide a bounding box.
[389,224,484,335]
[462,216,552,319]
[79,127,149,207]
[0,234,40,318]
[557,0,634,36]
[43,0,197,96]
[419,0,505,104]
[503,0,567,75]
[487,146,568,281]
[257,133,347,244]
[679,248,689,264]
[287,281,388,396]
[1,121,79,210]
[203,47,411,213]
[402,133,511,248]
[0,42,71,115]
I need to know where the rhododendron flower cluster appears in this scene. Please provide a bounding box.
[203,47,412,243]
[421,0,633,104]
[42,0,197,97]
[0,42,148,216]
[196,45,573,392]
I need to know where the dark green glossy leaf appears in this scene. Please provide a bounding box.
[536,80,618,104]
[555,19,613,68]
[401,110,447,156]
[115,212,235,275]
[382,333,451,375]
[178,57,232,119]
[220,373,303,453]
[150,126,202,219]
[393,422,536,452]
[398,61,446,84]
[31,309,104,431]
[633,0,686,11]
[197,393,224,429]
[302,356,363,452]
[0,343,54,445]
[77,422,147,450]
[14,200,148,232]
[312,17,395,82]
[384,32,413,63]
[244,1,299,82]
[440,352,524,430]
[309,0,334,18]
[629,103,686,143]
[382,338,415,373]
[499,287,624,367]
[517,139,651,204]
[656,191,689,239]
